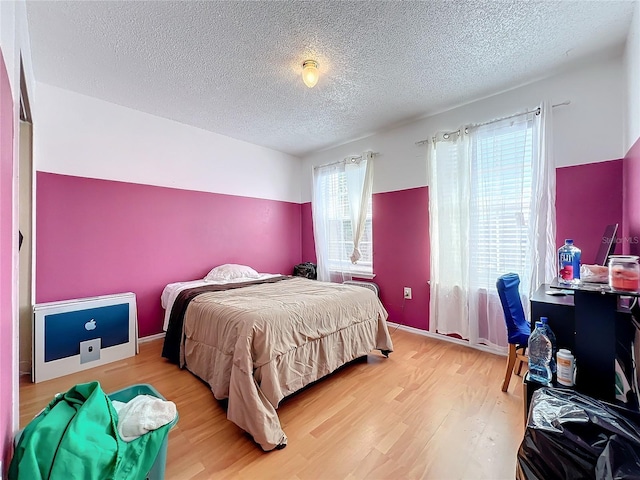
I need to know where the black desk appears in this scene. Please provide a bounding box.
[530,284,575,352]
[530,281,636,406]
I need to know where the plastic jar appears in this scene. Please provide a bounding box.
[556,349,575,387]
[608,255,640,292]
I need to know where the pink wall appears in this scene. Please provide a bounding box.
[623,138,640,256]
[556,159,624,263]
[300,160,625,331]
[372,187,430,329]
[0,49,14,472]
[36,173,302,337]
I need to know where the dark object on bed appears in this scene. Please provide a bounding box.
[161,275,291,364]
[292,262,317,280]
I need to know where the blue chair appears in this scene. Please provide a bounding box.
[497,273,531,392]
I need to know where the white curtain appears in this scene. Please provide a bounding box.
[528,102,557,293]
[346,152,374,263]
[312,153,374,282]
[313,162,341,282]
[428,130,471,339]
[428,104,556,353]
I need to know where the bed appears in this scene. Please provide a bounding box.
[161,266,393,451]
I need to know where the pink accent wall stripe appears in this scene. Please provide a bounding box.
[373,187,430,330]
[36,172,302,337]
[556,159,624,263]
[0,48,14,472]
[623,137,640,255]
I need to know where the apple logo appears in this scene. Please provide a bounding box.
[84,319,97,331]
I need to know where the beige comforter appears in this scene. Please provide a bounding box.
[181,277,393,451]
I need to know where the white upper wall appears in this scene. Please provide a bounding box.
[301,55,625,202]
[35,83,302,203]
[626,1,640,151]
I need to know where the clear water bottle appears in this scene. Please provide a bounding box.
[528,321,552,384]
[540,317,557,375]
[558,239,581,285]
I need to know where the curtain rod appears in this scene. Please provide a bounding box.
[414,101,571,146]
[313,151,379,170]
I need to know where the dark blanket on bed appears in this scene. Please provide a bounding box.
[161,275,291,364]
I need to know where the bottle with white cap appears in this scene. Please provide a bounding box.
[556,349,575,387]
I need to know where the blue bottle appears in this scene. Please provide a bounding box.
[558,239,581,285]
[528,321,552,384]
[540,317,557,375]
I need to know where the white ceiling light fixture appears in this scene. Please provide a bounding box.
[302,60,319,88]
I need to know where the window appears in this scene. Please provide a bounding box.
[469,119,535,292]
[320,169,373,274]
[312,152,375,281]
[428,106,555,352]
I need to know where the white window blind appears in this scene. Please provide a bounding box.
[469,118,534,291]
[321,170,373,273]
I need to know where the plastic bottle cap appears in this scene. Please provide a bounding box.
[540,317,548,323]
[558,349,572,357]
[565,239,573,244]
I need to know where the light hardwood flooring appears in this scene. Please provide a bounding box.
[19,329,525,479]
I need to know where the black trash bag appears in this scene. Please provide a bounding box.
[292,262,317,280]
[517,388,640,480]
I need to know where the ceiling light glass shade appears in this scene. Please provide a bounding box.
[302,60,319,88]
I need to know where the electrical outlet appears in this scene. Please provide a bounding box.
[403,287,412,299]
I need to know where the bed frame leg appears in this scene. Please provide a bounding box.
[381,350,391,358]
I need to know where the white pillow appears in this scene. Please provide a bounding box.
[204,264,260,281]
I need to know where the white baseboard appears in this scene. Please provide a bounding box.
[387,322,506,357]
[138,332,166,344]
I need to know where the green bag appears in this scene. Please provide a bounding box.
[9,381,171,480]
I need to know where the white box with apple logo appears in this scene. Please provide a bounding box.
[33,292,137,382]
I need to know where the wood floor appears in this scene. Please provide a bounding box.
[19,329,525,479]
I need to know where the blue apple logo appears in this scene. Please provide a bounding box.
[84,319,97,331]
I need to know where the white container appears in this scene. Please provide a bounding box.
[33,292,138,383]
[556,348,575,387]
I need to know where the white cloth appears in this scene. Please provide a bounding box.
[112,395,177,442]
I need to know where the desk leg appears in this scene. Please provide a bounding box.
[573,291,617,402]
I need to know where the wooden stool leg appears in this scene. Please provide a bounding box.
[515,348,526,376]
[502,344,517,392]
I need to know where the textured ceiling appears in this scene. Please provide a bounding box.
[26,1,635,157]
